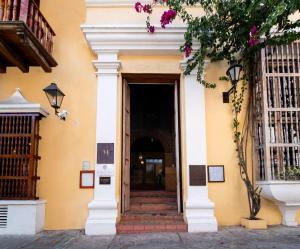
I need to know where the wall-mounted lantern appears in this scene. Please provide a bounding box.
[43,83,68,120]
[223,62,243,103]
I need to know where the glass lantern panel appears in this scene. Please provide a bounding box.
[45,91,58,108]
[56,94,64,109]
[229,67,236,82]
[235,66,242,82]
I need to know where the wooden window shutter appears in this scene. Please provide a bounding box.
[0,114,42,200]
[254,42,300,181]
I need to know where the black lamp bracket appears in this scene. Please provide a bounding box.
[54,108,68,121]
[222,84,237,103]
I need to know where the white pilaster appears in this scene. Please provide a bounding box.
[180,61,218,232]
[85,52,121,235]
[278,204,299,227]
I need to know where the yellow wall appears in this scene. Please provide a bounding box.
[0,0,95,230]
[205,61,285,225]
[0,1,299,229]
[86,6,204,25]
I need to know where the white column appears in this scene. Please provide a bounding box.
[85,52,121,235]
[180,61,218,232]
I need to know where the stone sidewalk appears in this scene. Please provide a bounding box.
[1,226,300,249]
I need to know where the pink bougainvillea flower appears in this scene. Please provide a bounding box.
[248,38,255,47]
[248,25,260,47]
[248,37,260,47]
[185,45,193,57]
[160,9,177,28]
[143,4,152,14]
[250,25,257,36]
[148,25,155,33]
[135,2,143,13]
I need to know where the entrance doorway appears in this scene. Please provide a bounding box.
[121,75,182,214]
[131,137,165,190]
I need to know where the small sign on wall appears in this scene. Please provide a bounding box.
[82,160,91,170]
[97,143,114,164]
[99,177,111,185]
[80,170,95,189]
[96,164,114,177]
[208,165,225,183]
[189,165,206,186]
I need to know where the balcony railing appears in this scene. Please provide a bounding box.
[0,0,57,72]
[0,0,55,54]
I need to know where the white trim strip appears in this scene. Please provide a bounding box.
[81,25,196,55]
[86,0,152,7]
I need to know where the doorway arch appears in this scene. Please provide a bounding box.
[130,127,168,190]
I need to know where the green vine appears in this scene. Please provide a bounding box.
[279,167,300,180]
[231,73,261,220]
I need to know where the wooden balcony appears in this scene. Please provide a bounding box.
[0,0,57,73]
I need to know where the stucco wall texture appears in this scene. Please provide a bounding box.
[0,1,299,229]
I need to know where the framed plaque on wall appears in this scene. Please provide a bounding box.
[208,165,225,183]
[189,165,206,186]
[80,170,95,189]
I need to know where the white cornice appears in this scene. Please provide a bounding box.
[0,89,49,117]
[180,59,210,75]
[93,61,121,75]
[81,25,195,55]
[86,0,152,7]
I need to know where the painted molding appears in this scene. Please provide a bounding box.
[93,61,122,75]
[86,0,152,7]
[0,200,46,235]
[85,51,120,235]
[0,200,46,205]
[0,89,49,116]
[257,181,300,226]
[180,59,218,232]
[81,25,193,54]
[180,59,210,76]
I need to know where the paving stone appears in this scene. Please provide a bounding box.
[20,230,82,249]
[110,232,181,248]
[0,235,37,249]
[0,226,299,249]
[67,234,114,249]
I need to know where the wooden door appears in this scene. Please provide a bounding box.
[174,81,181,212]
[33,0,40,6]
[122,79,131,212]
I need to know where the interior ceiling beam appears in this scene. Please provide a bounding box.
[0,39,29,73]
